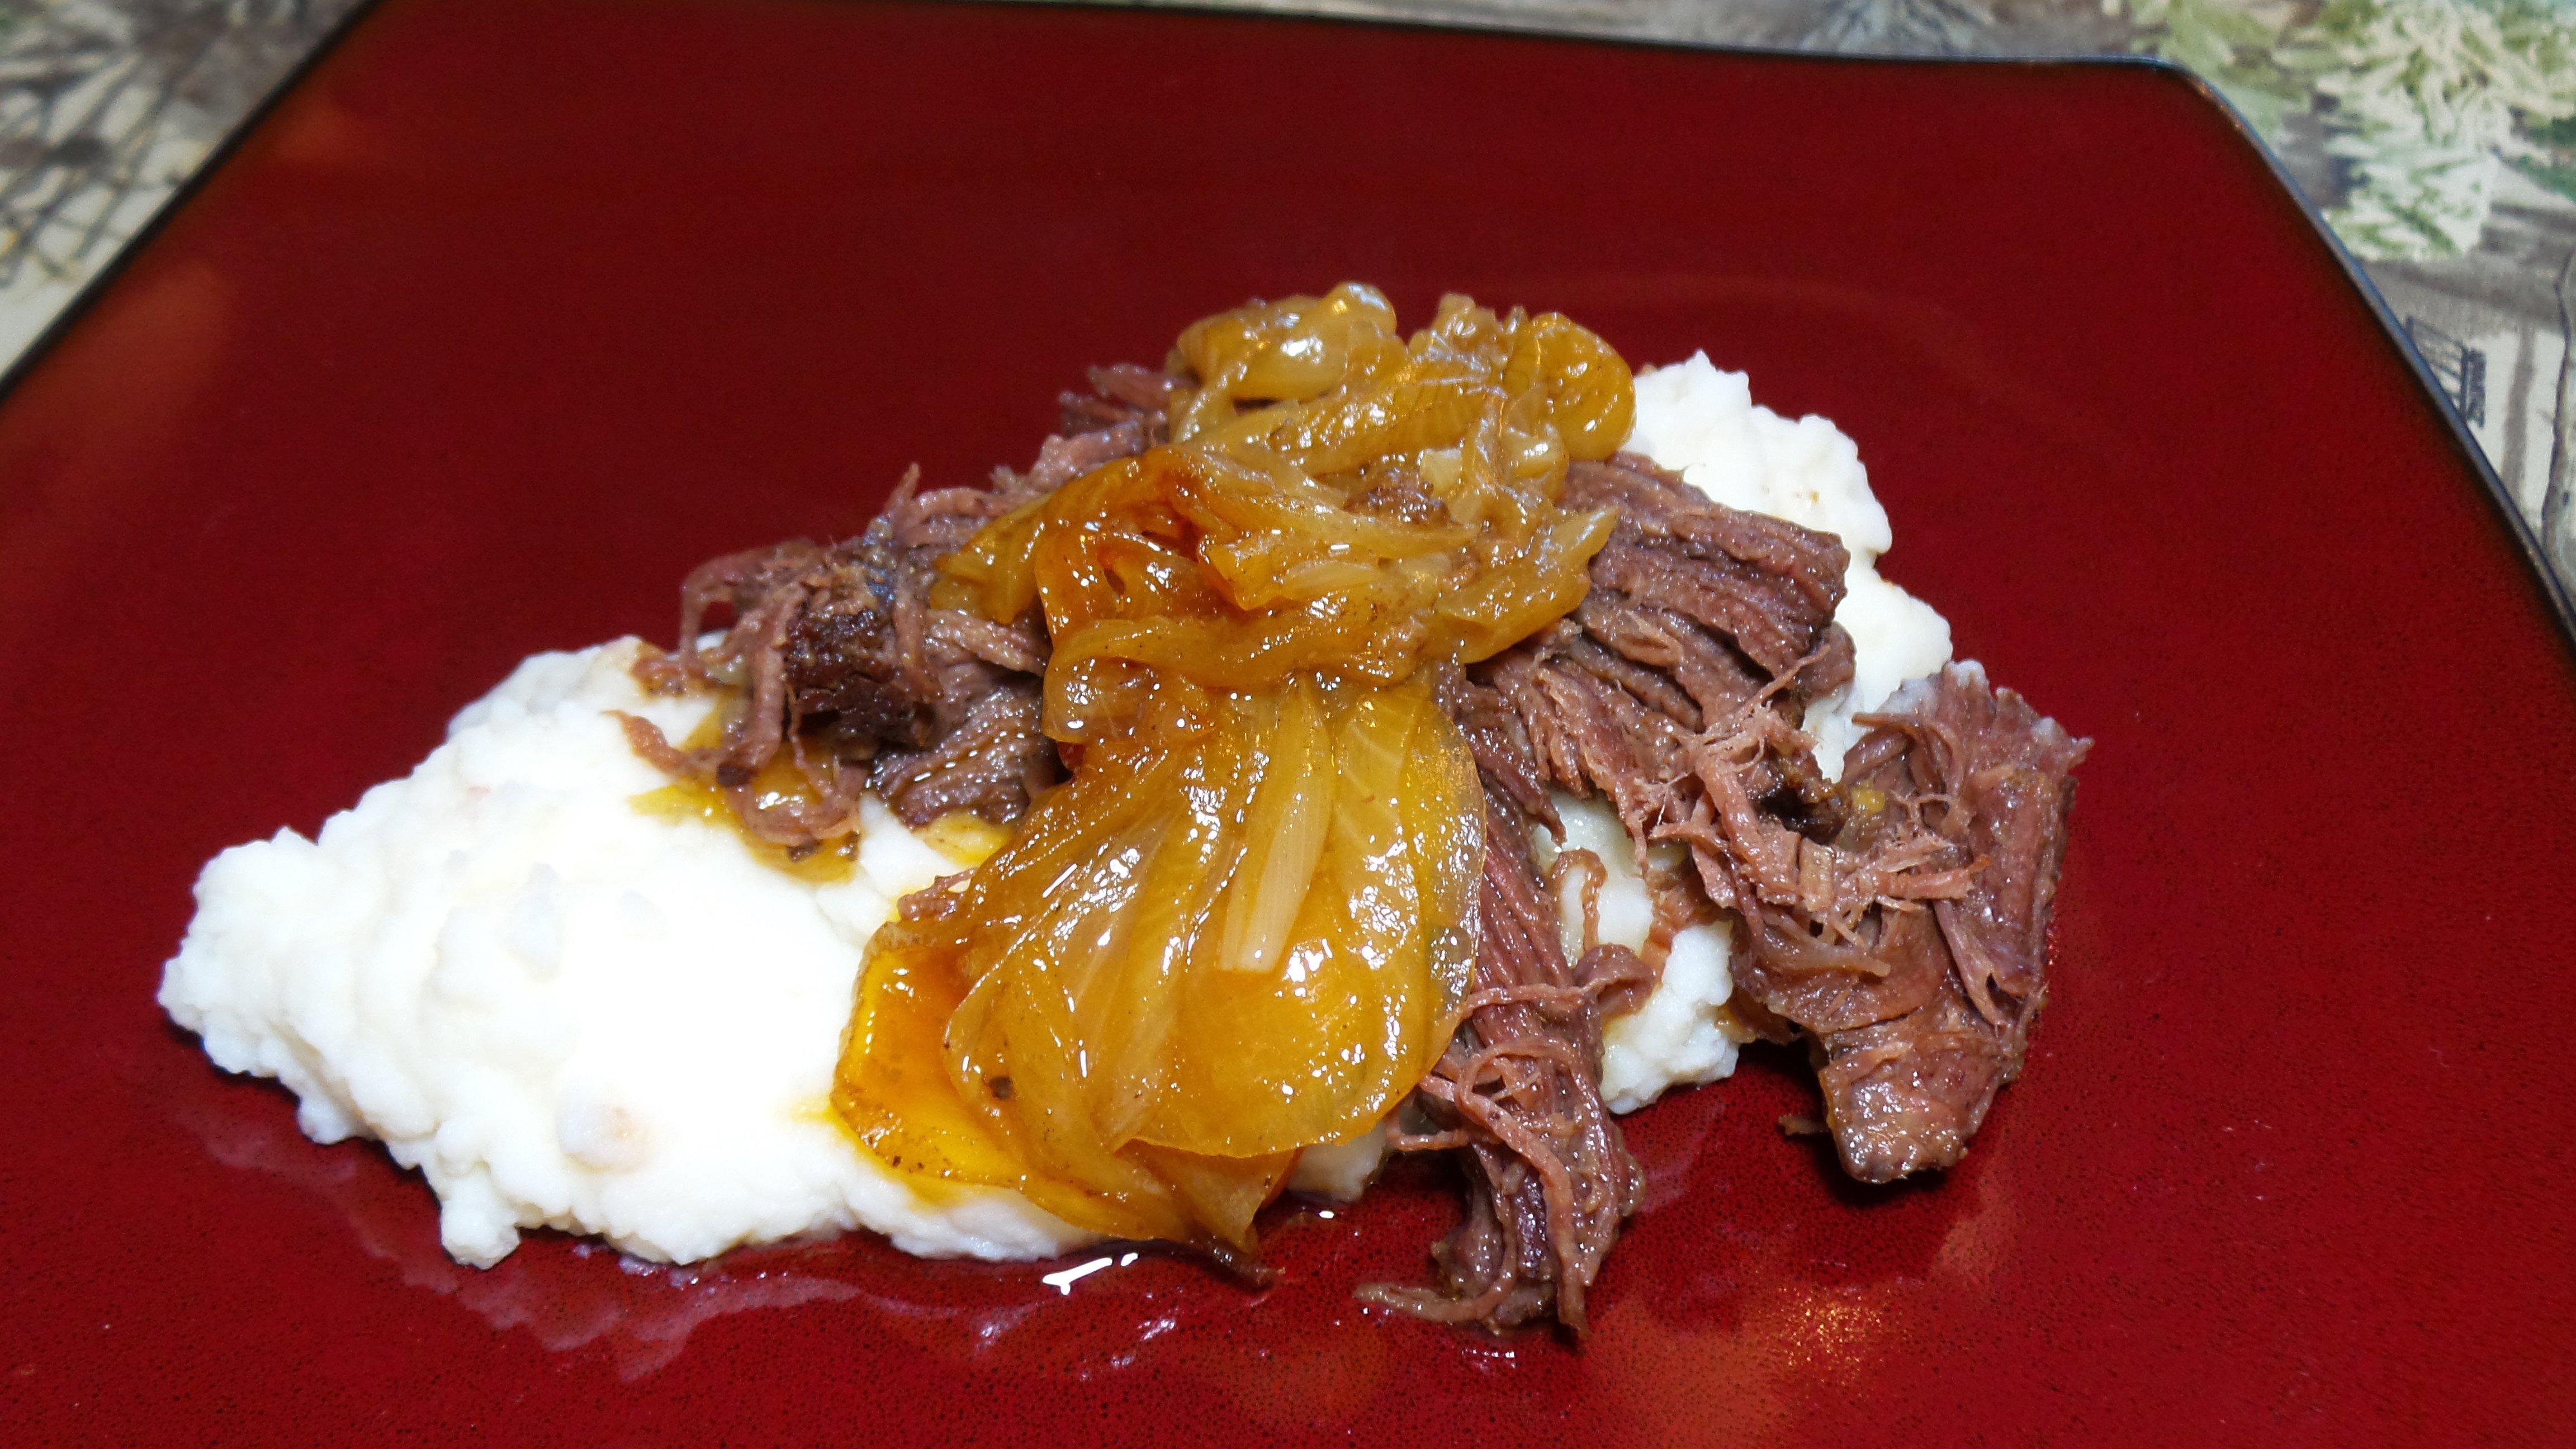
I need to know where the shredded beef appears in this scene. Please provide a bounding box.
[1431,662,1559,831]
[1478,453,2087,1188]
[1657,664,2084,1181]
[1358,791,1637,1336]
[1562,454,1848,679]
[1356,452,1860,1336]
[1800,665,2086,1181]
[629,375,1171,840]
[1058,362,1179,440]
[1481,453,1854,870]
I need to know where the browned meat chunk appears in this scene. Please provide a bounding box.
[626,372,1172,841]
[1475,453,2086,1187]
[1057,362,1179,439]
[1805,665,2087,1180]
[1480,454,1854,850]
[1674,664,2085,1181]
[1359,790,1639,1336]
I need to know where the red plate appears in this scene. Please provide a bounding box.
[6,1,2571,1441]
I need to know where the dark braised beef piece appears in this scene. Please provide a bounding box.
[1357,787,1646,1334]
[1652,662,2084,1184]
[1057,362,1180,440]
[623,377,1170,841]
[1349,454,1859,1334]
[1780,665,2085,1181]
[1471,453,2087,1190]
[1481,455,1855,856]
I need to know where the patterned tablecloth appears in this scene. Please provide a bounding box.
[10,0,2574,595]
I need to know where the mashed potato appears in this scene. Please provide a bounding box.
[161,355,1953,1267]
[161,641,1088,1267]
[1537,795,1740,1115]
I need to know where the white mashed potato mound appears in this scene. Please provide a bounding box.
[160,640,1092,1268]
[163,352,1956,1265]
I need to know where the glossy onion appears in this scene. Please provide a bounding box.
[834,285,1633,1257]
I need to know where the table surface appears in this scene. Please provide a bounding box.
[6,0,2573,608]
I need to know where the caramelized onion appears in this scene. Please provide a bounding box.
[833,285,1634,1256]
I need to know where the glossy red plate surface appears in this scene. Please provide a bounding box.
[6,1,2572,1442]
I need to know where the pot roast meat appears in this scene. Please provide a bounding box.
[1057,362,1180,440]
[860,683,1058,828]
[1479,452,2086,1186]
[1561,453,1849,680]
[1806,665,2086,1181]
[1432,663,1560,831]
[1480,453,1855,871]
[1682,664,2086,1182]
[629,373,1171,840]
[1359,789,1639,1337]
